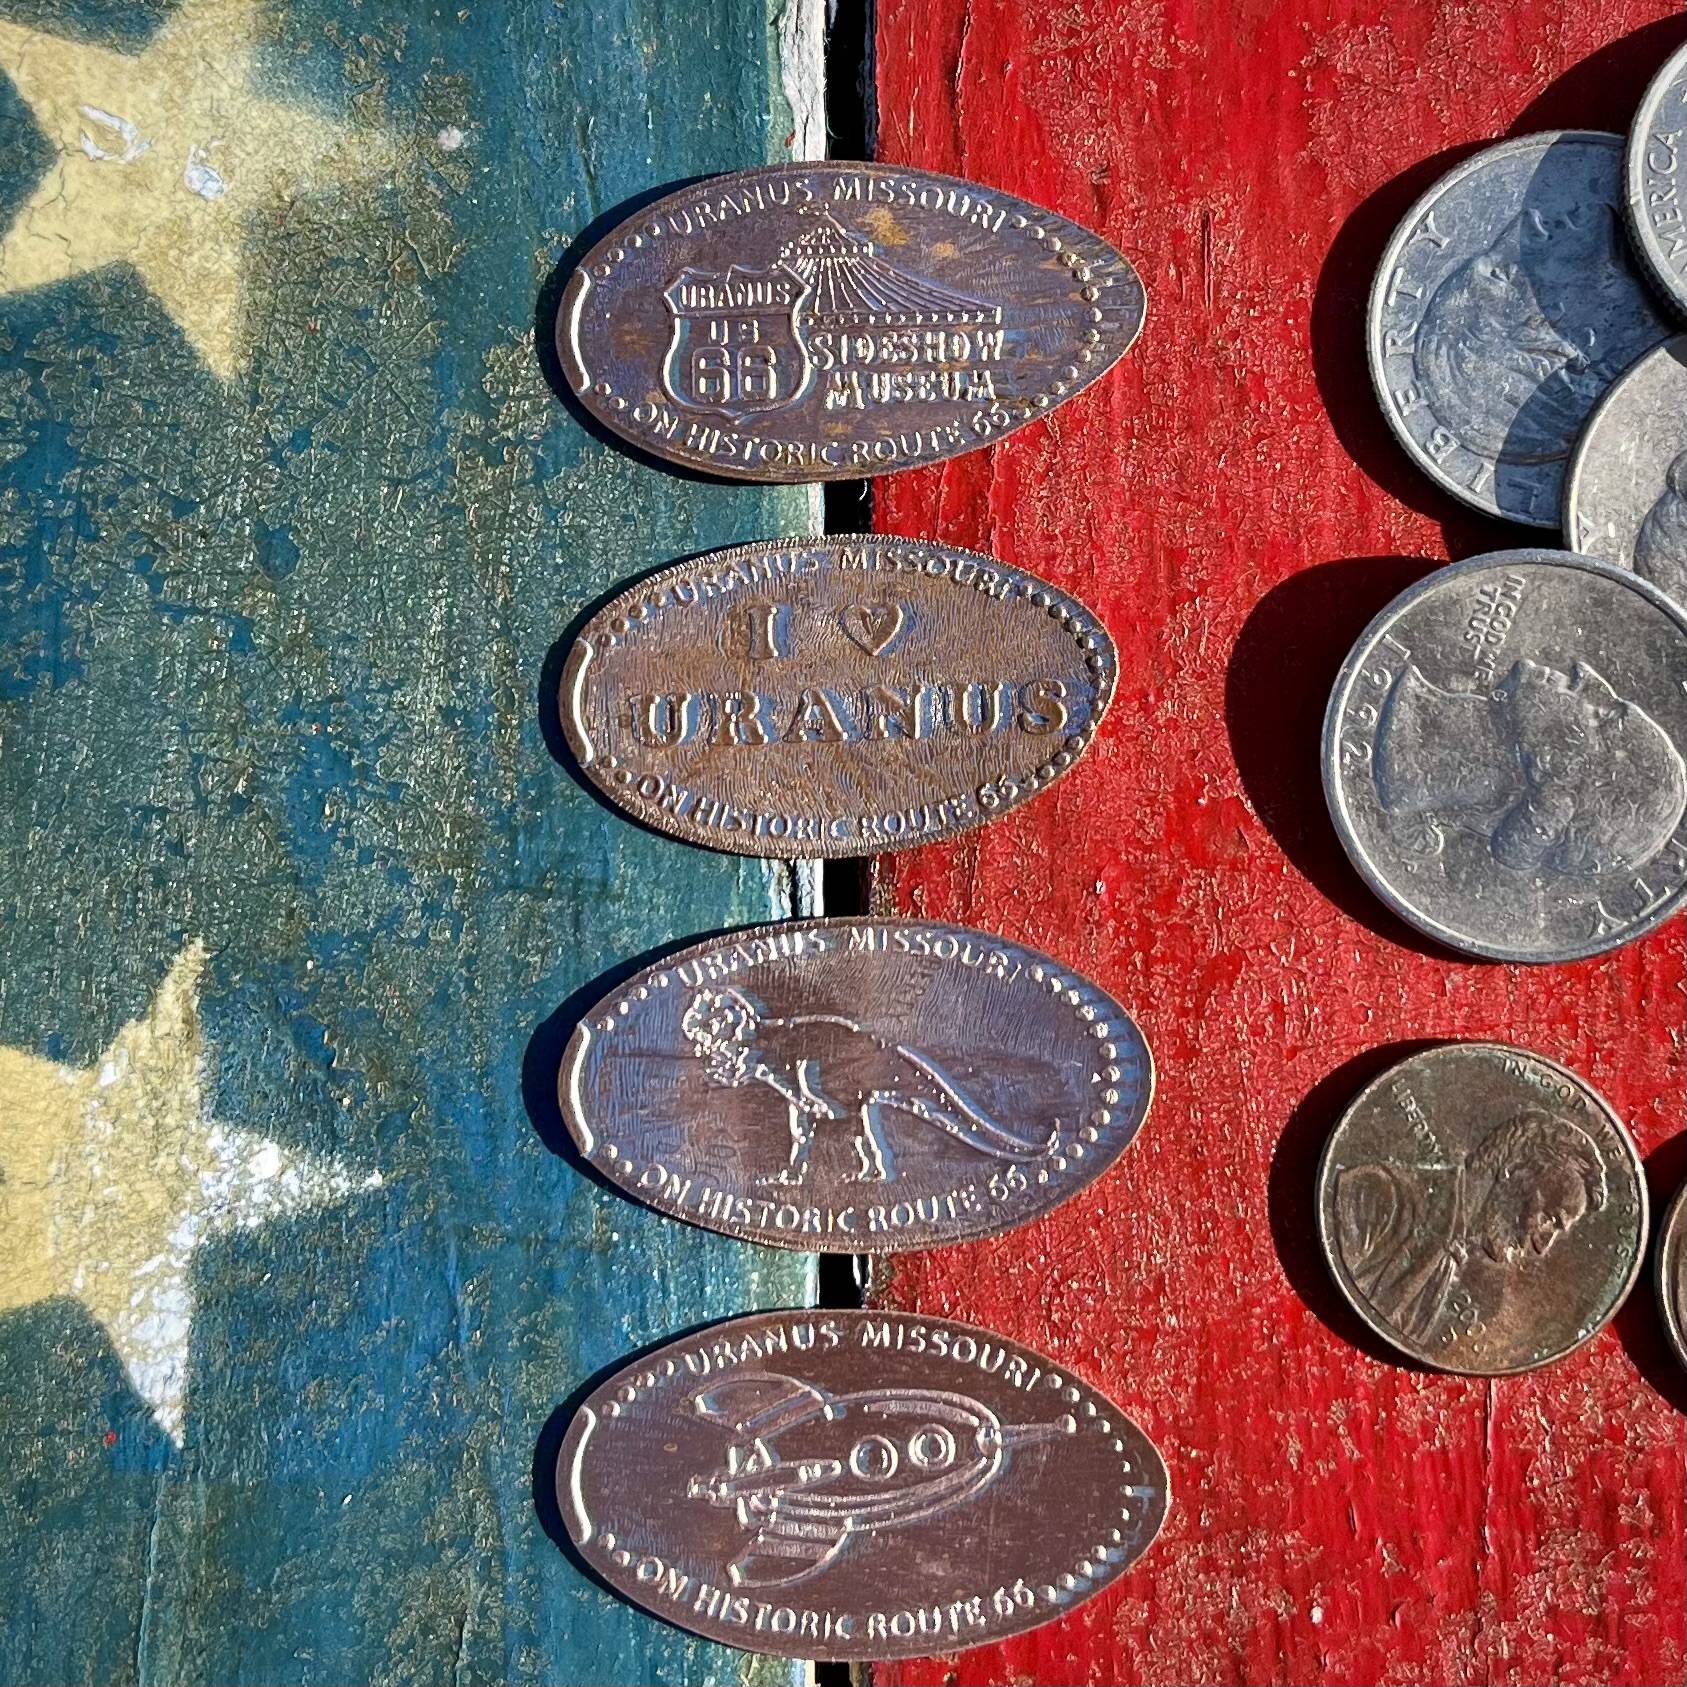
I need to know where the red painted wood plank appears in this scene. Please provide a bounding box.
[869,5,1687,1684]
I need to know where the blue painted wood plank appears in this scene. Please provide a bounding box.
[0,2,819,1682]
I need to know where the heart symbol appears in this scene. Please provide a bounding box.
[840,602,909,657]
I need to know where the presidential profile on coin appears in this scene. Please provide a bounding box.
[1657,1181,1687,1373]
[1323,549,1687,963]
[560,919,1152,1252]
[555,1310,1169,1659]
[557,163,1145,481]
[1564,336,1687,604]
[1626,40,1687,319]
[562,537,1115,858]
[1317,1042,1647,1374]
[1369,132,1671,526]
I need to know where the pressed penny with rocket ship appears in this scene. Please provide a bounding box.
[555,1310,1169,1660]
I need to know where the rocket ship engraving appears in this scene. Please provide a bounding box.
[685,1371,1076,1587]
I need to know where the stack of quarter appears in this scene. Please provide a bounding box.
[1368,44,1687,613]
[1317,1044,1647,1374]
[1564,42,1687,608]
[1368,131,1671,529]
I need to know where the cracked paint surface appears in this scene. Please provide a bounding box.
[0,0,393,379]
[869,2,1687,1684]
[0,0,822,1682]
[0,941,382,1444]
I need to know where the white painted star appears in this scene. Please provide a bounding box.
[0,0,388,378]
[0,942,382,1443]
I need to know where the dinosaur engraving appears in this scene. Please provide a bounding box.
[680,985,1057,1184]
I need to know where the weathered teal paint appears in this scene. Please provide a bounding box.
[0,1,817,1682]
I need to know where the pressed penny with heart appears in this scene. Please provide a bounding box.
[560,536,1117,857]
[839,602,910,656]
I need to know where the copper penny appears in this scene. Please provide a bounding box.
[1317,1042,1647,1374]
[557,163,1145,481]
[555,1309,1169,1659]
[560,919,1152,1252]
[562,537,1115,859]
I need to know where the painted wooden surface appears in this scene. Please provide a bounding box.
[869,4,1687,1684]
[0,3,818,1684]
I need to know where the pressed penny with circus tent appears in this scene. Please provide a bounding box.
[558,163,1146,480]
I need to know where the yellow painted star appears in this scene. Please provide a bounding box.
[0,942,382,1443]
[0,0,384,378]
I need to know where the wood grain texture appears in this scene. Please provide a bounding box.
[0,2,818,1683]
[868,4,1686,1683]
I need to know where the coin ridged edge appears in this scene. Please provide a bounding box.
[1315,1040,1650,1375]
[557,917,1155,1254]
[559,535,1120,860]
[1321,546,1687,963]
[1563,337,1649,556]
[1655,1184,1687,1370]
[1365,130,1625,528]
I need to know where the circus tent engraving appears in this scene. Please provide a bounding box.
[664,208,1010,416]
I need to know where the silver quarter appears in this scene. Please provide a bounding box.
[1626,41,1687,319]
[1564,335,1687,604]
[1323,549,1687,962]
[1658,1181,1687,1373]
[1318,1042,1647,1374]
[1369,132,1672,526]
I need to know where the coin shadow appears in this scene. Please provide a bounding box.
[1508,15,1687,138]
[533,177,752,486]
[531,1310,799,1623]
[537,559,660,775]
[1268,1038,1446,1369]
[1308,142,1522,555]
[1224,553,1483,960]
[1616,1132,1687,1414]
